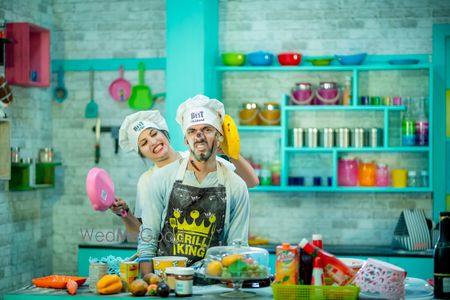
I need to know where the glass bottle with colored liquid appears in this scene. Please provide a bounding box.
[401,97,416,146]
[415,96,429,146]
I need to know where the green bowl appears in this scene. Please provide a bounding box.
[306,56,334,66]
[222,53,246,66]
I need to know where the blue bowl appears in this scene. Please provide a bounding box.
[335,52,367,65]
[247,51,274,66]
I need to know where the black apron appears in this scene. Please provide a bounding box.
[157,158,229,266]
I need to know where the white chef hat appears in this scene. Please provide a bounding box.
[176,94,224,135]
[119,110,169,152]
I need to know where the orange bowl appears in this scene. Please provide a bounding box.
[32,275,87,289]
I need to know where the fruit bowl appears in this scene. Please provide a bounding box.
[204,241,270,297]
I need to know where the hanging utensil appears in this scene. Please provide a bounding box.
[109,65,131,102]
[54,66,68,103]
[128,62,153,110]
[95,118,101,164]
[85,68,98,118]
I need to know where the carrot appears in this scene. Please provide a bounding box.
[66,279,78,295]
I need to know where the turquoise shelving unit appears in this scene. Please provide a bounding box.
[217,54,433,194]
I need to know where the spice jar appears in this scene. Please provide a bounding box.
[165,267,177,292]
[174,267,194,297]
[239,102,259,126]
[258,102,280,126]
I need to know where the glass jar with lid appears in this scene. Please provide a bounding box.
[239,102,259,126]
[258,102,280,126]
[358,159,376,186]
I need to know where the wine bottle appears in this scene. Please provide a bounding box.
[435,211,450,299]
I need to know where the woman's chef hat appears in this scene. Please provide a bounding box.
[176,94,224,135]
[119,110,169,152]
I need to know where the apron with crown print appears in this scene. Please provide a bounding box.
[157,158,229,266]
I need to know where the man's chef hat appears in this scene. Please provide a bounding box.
[176,94,224,135]
[119,110,169,152]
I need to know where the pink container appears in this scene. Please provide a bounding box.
[314,82,340,105]
[376,163,390,187]
[338,157,358,186]
[291,82,314,105]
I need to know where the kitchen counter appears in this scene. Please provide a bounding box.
[79,242,434,257]
[4,284,273,299]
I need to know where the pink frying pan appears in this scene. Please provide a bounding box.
[86,167,127,217]
[108,65,131,102]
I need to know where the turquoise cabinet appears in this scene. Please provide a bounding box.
[216,54,433,194]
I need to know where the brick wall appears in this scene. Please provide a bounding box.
[0,0,55,296]
[1,0,449,296]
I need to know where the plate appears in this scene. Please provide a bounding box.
[32,275,87,289]
[388,59,420,65]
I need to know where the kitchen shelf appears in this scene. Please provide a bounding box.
[218,54,432,193]
[250,186,432,193]
[5,22,50,87]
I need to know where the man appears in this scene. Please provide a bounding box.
[138,94,250,274]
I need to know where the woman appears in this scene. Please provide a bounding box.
[111,110,258,235]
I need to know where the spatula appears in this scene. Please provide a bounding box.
[128,62,153,110]
[85,69,98,118]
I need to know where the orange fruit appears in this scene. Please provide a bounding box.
[222,254,243,267]
[206,261,223,277]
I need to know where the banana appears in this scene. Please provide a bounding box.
[220,114,240,160]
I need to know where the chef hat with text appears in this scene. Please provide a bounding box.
[176,94,224,135]
[119,110,169,152]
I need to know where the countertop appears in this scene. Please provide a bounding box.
[4,284,273,299]
[79,242,434,258]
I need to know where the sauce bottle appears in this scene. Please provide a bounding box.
[434,211,450,299]
[299,239,355,286]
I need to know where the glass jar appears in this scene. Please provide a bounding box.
[375,163,390,187]
[239,102,259,126]
[174,267,194,297]
[315,82,339,105]
[337,156,358,186]
[258,102,280,126]
[291,82,314,105]
[407,170,418,187]
[11,147,20,163]
[420,170,429,187]
[358,160,376,186]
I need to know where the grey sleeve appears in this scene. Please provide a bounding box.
[226,182,250,246]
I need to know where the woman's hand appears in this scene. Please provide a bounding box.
[110,197,129,217]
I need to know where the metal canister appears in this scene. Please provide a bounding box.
[351,128,366,148]
[305,128,319,148]
[335,128,350,148]
[367,128,383,147]
[11,147,20,163]
[38,148,53,162]
[320,128,334,148]
[89,262,107,292]
[290,128,305,147]
[120,261,139,292]
[360,96,370,105]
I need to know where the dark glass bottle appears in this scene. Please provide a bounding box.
[435,211,450,299]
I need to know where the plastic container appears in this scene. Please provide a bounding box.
[359,160,376,186]
[291,82,314,105]
[375,163,390,187]
[259,102,280,126]
[203,241,270,280]
[239,102,259,126]
[392,169,408,188]
[338,157,358,186]
[315,82,339,105]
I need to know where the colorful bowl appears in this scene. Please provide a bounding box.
[222,53,246,66]
[247,51,274,66]
[306,56,334,66]
[335,52,367,65]
[277,52,302,66]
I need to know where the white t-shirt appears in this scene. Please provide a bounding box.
[134,151,235,218]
